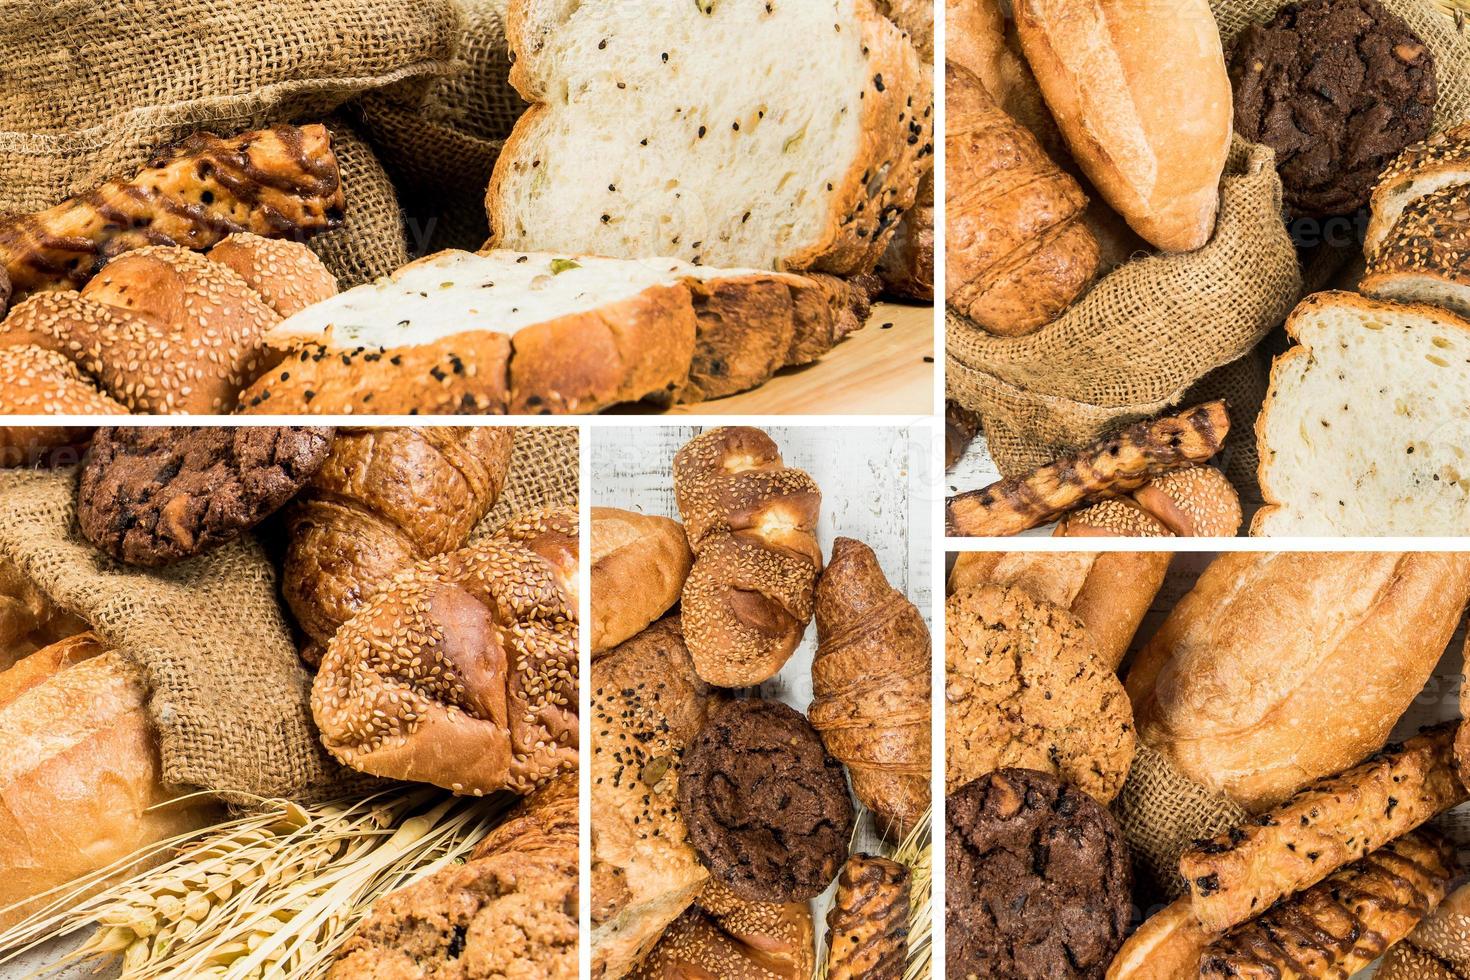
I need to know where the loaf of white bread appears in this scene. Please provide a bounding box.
[1126,552,1470,811]
[486,0,932,276]
[0,634,216,928]
[1253,291,1470,536]
[239,249,858,415]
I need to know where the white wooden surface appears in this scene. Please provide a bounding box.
[593,424,934,972]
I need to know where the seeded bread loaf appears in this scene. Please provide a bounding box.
[239,249,842,415]
[1179,723,1467,936]
[591,617,725,979]
[311,508,578,797]
[1361,182,1470,318]
[1253,291,1470,535]
[487,0,933,276]
[1366,122,1470,256]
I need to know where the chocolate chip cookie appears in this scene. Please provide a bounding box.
[1231,0,1437,217]
[79,426,333,566]
[678,698,854,903]
[946,769,1131,980]
[945,583,1135,805]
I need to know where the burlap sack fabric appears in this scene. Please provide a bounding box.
[355,0,525,253]
[948,0,1470,480]
[0,0,462,286]
[0,425,579,806]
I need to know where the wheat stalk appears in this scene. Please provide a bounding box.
[1433,0,1470,23]
[0,789,509,980]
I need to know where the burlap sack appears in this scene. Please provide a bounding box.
[0,0,462,286]
[1113,744,1248,898]
[356,0,526,253]
[0,425,578,806]
[946,138,1301,477]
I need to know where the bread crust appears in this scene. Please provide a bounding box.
[1253,291,1470,535]
[1130,552,1470,810]
[590,508,693,656]
[490,0,932,277]
[1179,723,1467,935]
[1103,897,1214,980]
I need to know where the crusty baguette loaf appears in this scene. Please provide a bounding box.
[283,427,514,663]
[1104,897,1215,980]
[0,234,335,414]
[0,125,343,301]
[239,249,840,415]
[1361,182,1470,318]
[946,61,1099,336]
[591,617,724,979]
[948,551,1169,670]
[946,401,1230,537]
[1199,829,1456,979]
[1012,0,1231,253]
[1253,291,1470,535]
[0,635,216,929]
[0,555,87,671]
[1179,723,1467,935]
[590,508,693,657]
[311,508,578,796]
[1128,552,1470,810]
[673,426,822,687]
[488,0,933,277]
[1366,122,1470,257]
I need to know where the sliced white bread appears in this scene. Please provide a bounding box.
[1360,183,1470,319]
[1365,123,1470,257]
[486,0,933,276]
[1254,291,1470,536]
[237,248,836,414]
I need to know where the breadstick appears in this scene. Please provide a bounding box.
[1180,723,1466,935]
[945,401,1230,537]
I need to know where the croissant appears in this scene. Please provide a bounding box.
[824,855,911,980]
[311,507,578,796]
[331,774,578,980]
[283,427,515,663]
[945,61,1099,336]
[673,426,822,687]
[0,124,343,301]
[808,537,930,838]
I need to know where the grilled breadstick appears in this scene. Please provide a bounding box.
[1200,829,1456,978]
[945,401,1230,537]
[1181,723,1467,935]
[0,124,343,299]
[825,855,910,980]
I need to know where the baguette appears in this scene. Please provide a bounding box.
[1200,830,1456,979]
[1129,552,1470,810]
[672,427,822,687]
[1179,723,1467,936]
[946,401,1230,536]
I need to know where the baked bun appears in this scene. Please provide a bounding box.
[590,507,693,656]
[629,879,814,980]
[311,508,578,796]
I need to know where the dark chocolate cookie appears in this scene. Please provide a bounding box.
[946,768,1131,980]
[678,698,854,903]
[79,426,333,566]
[1230,0,1437,218]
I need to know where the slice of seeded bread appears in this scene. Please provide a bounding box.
[1366,123,1470,257]
[1253,291,1470,536]
[1360,182,1470,319]
[486,0,933,276]
[237,248,836,414]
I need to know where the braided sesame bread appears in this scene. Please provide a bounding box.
[629,879,815,980]
[0,124,343,302]
[1361,182,1470,319]
[311,507,578,796]
[1199,829,1456,979]
[283,427,515,664]
[824,855,911,980]
[0,346,128,419]
[487,0,932,276]
[0,233,335,414]
[238,248,842,415]
[672,426,822,687]
[591,616,725,980]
